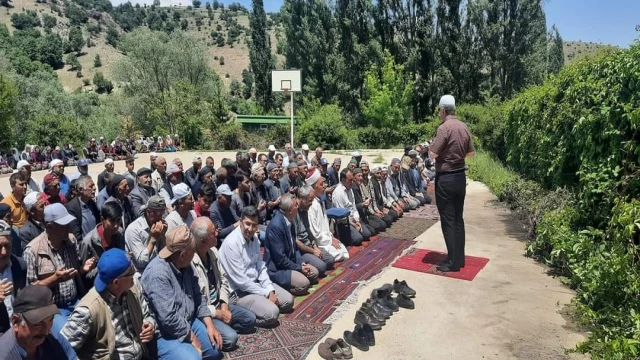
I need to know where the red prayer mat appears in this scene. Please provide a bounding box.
[392,248,489,281]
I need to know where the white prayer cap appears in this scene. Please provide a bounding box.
[24,192,40,211]
[105,158,114,165]
[268,145,276,151]
[49,159,63,168]
[439,95,456,107]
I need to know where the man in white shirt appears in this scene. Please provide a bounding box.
[330,168,372,245]
[219,206,293,328]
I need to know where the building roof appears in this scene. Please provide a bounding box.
[235,115,299,125]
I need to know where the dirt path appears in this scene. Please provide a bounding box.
[306,181,587,360]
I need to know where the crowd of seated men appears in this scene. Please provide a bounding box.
[0,142,434,359]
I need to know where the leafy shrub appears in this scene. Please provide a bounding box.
[212,123,247,150]
[297,104,354,150]
[11,11,41,29]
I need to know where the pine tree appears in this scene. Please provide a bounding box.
[547,25,564,75]
[249,0,273,112]
[68,26,85,54]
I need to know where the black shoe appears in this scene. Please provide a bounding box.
[360,305,386,324]
[395,293,415,309]
[393,279,416,298]
[364,299,392,319]
[362,323,375,346]
[354,309,383,330]
[367,297,394,315]
[344,325,369,352]
[380,283,393,293]
[372,289,399,312]
[436,264,460,272]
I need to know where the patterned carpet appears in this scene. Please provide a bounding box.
[403,204,440,220]
[285,237,416,323]
[224,319,331,360]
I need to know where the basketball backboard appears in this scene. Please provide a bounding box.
[272,70,302,92]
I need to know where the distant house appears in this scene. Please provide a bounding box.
[235,115,300,132]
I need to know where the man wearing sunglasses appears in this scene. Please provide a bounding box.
[61,248,156,360]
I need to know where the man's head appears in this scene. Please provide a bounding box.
[9,172,28,199]
[144,196,166,225]
[297,185,315,212]
[167,164,183,185]
[236,152,250,170]
[353,168,363,185]
[439,94,456,119]
[12,286,59,350]
[160,226,196,269]
[149,153,158,166]
[125,156,135,173]
[236,174,250,192]
[360,161,370,178]
[287,163,299,180]
[258,154,268,166]
[0,204,11,225]
[17,160,31,178]
[76,175,96,203]
[100,201,123,234]
[239,206,259,241]
[172,183,193,211]
[390,158,401,173]
[43,173,60,197]
[172,158,183,171]
[206,156,215,170]
[297,160,308,175]
[250,163,265,183]
[154,156,167,174]
[216,184,233,208]
[44,203,75,240]
[77,159,89,175]
[0,221,11,271]
[192,155,203,171]
[306,168,325,198]
[315,147,323,159]
[280,193,299,221]
[340,168,354,188]
[301,144,310,156]
[248,148,257,160]
[215,167,227,184]
[191,217,219,251]
[50,159,64,177]
[348,159,357,171]
[332,158,342,172]
[197,183,215,211]
[109,175,129,199]
[197,167,213,184]
[24,192,44,222]
[95,248,135,297]
[268,145,277,155]
[275,153,283,166]
[104,158,115,172]
[136,168,153,186]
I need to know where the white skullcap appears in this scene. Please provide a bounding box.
[24,191,40,211]
[49,159,63,168]
[268,145,276,151]
[105,158,114,165]
[17,160,30,169]
[439,95,455,107]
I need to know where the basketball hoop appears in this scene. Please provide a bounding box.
[282,88,290,93]
[272,70,301,148]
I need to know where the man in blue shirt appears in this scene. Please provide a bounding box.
[44,160,71,198]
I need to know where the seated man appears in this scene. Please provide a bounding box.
[23,204,96,334]
[331,168,372,246]
[385,161,413,212]
[0,222,27,335]
[369,167,400,221]
[191,218,256,351]
[62,249,156,360]
[18,191,46,253]
[263,194,318,295]
[1,172,28,228]
[142,226,223,360]
[361,162,394,227]
[166,183,197,231]
[209,185,238,242]
[65,175,100,242]
[125,196,167,273]
[219,206,293,327]
[293,184,335,277]
[304,169,349,262]
[351,168,385,234]
[128,168,157,218]
[0,286,77,359]
[194,183,215,218]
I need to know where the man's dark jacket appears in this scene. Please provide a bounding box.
[263,211,303,289]
[0,255,27,336]
[65,197,100,242]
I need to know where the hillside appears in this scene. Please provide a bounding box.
[0,0,282,92]
[564,40,618,64]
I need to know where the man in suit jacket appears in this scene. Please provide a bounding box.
[129,168,157,217]
[65,175,100,242]
[263,194,318,296]
[0,224,27,336]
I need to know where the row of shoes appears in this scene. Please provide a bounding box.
[318,279,416,359]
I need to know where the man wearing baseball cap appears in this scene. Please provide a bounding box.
[69,159,91,182]
[0,285,77,359]
[142,226,223,360]
[16,160,40,195]
[125,195,167,273]
[159,163,184,211]
[23,203,98,334]
[209,185,237,241]
[166,183,197,232]
[18,191,45,251]
[62,249,156,360]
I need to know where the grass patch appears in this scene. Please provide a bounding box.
[372,153,385,163]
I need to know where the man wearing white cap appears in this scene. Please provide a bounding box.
[16,160,40,195]
[166,183,197,231]
[18,191,45,251]
[159,163,184,211]
[44,159,70,197]
[267,145,277,164]
[429,95,475,273]
[300,144,311,166]
[97,158,114,192]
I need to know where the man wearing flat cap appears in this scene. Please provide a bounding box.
[429,94,475,272]
[280,162,302,195]
[142,226,223,360]
[0,285,77,359]
[62,248,156,360]
[166,183,197,232]
[129,167,158,218]
[125,195,168,273]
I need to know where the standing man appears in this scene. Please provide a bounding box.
[97,159,115,192]
[429,95,475,272]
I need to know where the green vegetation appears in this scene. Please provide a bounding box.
[463,43,640,358]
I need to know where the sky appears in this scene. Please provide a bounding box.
[110,0,639,48]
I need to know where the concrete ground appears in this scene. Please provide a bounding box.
[306,181,587,360]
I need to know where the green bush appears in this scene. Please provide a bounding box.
[297,104,353,150]
[212,123,248,150]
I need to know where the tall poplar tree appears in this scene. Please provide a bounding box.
[547,25,564,75]
[249,0,273,112]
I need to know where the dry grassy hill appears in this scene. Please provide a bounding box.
[0,0,282,92]
[564,40,619,64]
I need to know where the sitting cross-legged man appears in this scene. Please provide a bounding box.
[263,194,319,296]
[190,217,256,351]
[219,206,294,328]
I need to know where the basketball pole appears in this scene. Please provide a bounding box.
[289,90,294,149]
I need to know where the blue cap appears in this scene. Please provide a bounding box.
[320,157,328,166]
[77,159,89,166]
[94,249,132,293]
